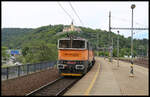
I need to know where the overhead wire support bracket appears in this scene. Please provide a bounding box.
[110,27,149,30]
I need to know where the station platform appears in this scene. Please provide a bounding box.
[64,57,148,96]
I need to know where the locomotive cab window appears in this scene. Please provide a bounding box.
[59,40,85,49]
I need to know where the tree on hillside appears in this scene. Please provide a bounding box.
[2,46,10,61]
[21,41,57,64]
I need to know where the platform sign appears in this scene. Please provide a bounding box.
[11,50,20,55]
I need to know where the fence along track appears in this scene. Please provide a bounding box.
[26,77,80,96]
[1,61,56,80]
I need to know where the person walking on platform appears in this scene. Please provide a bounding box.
[130,61,134,77]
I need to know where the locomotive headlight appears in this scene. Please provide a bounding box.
[57,64,64,69]
[75,65,84,70]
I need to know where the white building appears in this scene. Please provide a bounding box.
[63,21,81,33]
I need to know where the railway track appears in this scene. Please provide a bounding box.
[26,76,80,96]
[113,57,148,68]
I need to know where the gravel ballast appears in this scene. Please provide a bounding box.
[1,67,59,96]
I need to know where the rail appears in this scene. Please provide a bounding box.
[26,77,80,96]
[26,77,63,96]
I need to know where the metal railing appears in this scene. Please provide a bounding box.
[1,61,56,81]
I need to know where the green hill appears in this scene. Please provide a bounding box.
[1,24,148,64]
[2,28,34,49]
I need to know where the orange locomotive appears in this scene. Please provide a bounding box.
[57,37,95,76]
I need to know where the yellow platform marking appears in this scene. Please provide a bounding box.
[84,63,100,95]
[61,73,82,76]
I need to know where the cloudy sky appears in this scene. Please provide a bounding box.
[2,1,149,39]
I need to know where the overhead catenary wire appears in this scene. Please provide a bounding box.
[69,2,85,27]
[112,16,147,28]
[57,2,73,21]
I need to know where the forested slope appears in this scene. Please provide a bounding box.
[2,24,148,64]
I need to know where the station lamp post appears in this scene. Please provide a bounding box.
[131,4,136,64]
[130,4,136,76]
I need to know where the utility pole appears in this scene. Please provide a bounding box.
[109,11,111,33]
[104,44,106,59]
[112,37,113,60]
[97,32,99,56]
[109,11,112,62]
[147,40,149,57]
[117,31,120,67]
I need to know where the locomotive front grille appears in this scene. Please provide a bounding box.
[58,60,86,71]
